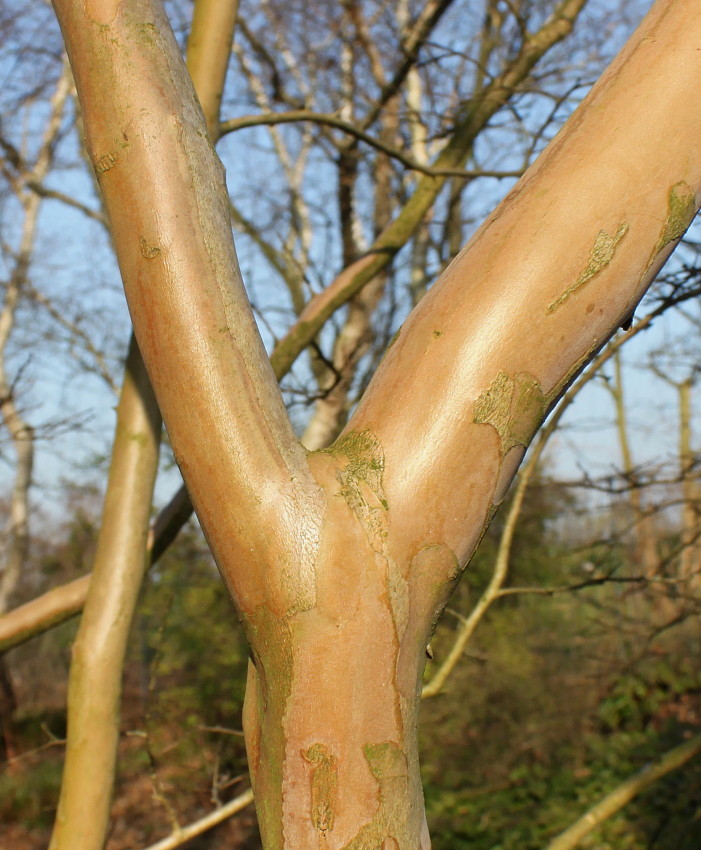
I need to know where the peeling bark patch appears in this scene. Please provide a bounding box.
[323,431,388,551]
[139,237,161,259]
[547,223,628,314]
[302,743,338,833]
[94,152,117,174]
[649,181,696,265]
[85,0,121,25]
[340,742,410,849]
[243,607,294,849]
[473,371,545,456]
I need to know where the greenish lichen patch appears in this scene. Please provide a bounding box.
[137,21,158,46]
[364,742,406,780]
[340,742,411,849]
[302,743,338,833]
[473,371,545,456]
[547,223,628,314]
[648,181,697,267]
[94,152,117,174]
[322,431,388,551]
[242,606,294,849]
[139,236,161,259]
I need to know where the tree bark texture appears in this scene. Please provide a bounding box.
[48,3,237,849]
[51,0,701,846]
[48,337,161,850]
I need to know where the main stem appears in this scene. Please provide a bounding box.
[240,449,439,849]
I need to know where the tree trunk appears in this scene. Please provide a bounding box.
[51,0,701,845]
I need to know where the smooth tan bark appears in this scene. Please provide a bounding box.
[186,0,238,142]
[49,337,161,850]
[48,5,238,850]
[52,0,701,847]
[54,0,318,596]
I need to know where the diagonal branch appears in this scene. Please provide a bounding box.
[359,0,458,134]
[0,483,193,653]
[269,0,589,380]
[545,733,701,850]
[421,289,691,698]
[186,0,239,142]
[346,0,701,573]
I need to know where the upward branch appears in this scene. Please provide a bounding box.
[347,0,701,568]
[53,0,322,604]
[268,0,589,379]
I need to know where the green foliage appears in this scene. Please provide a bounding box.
[421,474,701,850]
[0,713,64,830]
[6,477,701,849]
[0,759,63,828]
[424,664,701,850]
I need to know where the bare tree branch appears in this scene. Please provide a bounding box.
[220,109,522,179]
[141,788,254,850]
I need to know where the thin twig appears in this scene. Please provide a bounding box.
[220,110,521,179]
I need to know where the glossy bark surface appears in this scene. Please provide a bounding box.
[50,0,701,845]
